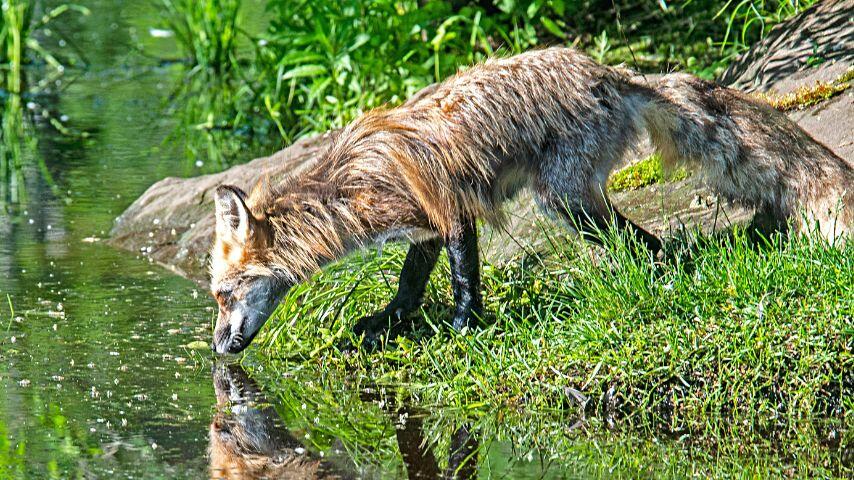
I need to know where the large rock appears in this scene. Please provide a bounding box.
[110,3,854,283]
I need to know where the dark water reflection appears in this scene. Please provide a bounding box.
[210,363,479,480]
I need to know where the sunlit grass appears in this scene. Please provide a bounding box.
[254,227,852,434]
[162,0,822,159]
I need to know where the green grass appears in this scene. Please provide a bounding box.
[253,227,852,433]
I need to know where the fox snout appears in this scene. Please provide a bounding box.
[211,277,286,354]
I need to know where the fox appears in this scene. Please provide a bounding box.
[209,47,853,354]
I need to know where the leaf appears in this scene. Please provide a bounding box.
[282,64,327,80]
[185,340,209,350]
[277,51,324,68]
[348,33,370,52]
[540,17,566,39]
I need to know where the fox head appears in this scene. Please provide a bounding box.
[210,185,290,354]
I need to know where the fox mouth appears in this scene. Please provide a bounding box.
[222,327,261,354]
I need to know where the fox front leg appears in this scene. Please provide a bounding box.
[351,238,443,344]
[445,220,483,330]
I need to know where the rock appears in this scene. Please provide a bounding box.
[719,0,853,93]
[110,3,854,283]
[109,134,329,281]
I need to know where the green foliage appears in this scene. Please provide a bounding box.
[245,363,852,478]
[253,0,519,140]
[0,0,88,206]
[712,0,817,55]
[160,0,822,160]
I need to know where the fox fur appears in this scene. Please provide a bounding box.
[209,47,852,354]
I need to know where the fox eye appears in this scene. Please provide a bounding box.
[215,286,234,301]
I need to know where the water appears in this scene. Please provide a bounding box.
[0,1,850,478]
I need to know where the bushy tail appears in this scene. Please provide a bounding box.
[639,73,853,242]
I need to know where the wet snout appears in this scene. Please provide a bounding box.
[212,308,256,355]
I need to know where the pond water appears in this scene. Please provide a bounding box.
[1,1,850,479]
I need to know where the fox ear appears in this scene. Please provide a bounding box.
[215,185,251,244]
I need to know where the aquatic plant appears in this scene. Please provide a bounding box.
[0,0,88,206]
[160,0,242,74]
[0,0,90,93]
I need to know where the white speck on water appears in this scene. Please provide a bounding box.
[148,28,173,38]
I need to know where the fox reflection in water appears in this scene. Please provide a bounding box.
[209,363,477,479]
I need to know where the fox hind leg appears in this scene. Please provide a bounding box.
[351,238,443,345]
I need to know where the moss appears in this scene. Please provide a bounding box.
[609,154,689,192]
[756,67,853,111]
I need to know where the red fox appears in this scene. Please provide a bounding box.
[209,47,852,354]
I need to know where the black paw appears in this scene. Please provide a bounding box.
[339,308,406,353]
[451,309,480,331]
